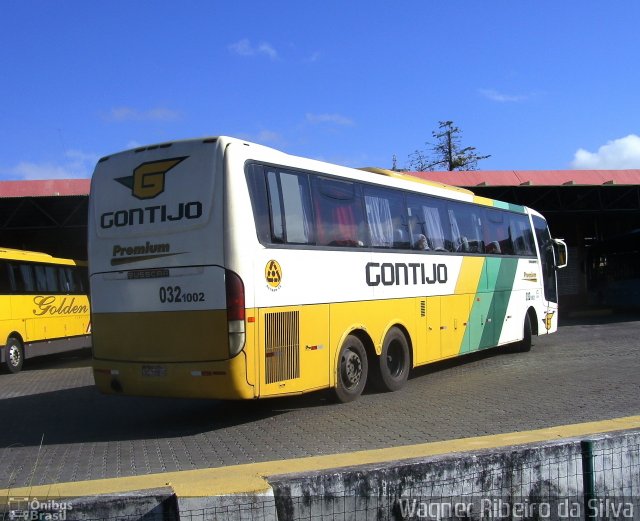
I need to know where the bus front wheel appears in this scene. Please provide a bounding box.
[333,335,368,403]
[513,314,532,353]
[4,337,24,374]
[373,327,410,392]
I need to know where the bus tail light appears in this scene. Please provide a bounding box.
[225,269,246,356]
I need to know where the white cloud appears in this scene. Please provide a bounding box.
[104,106,182,123]
[305,51,321,63]
[571,135,640,169]
[238,130,286,147]
[228,39,278,60]
[255,130,285,145]
[479,88,528,103]
[1,150,98,180]
[306,113,354,126]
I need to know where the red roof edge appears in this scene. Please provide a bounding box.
[405,169,640,187]
[0,179,91,198]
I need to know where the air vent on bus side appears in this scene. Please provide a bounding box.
[265,310,300,384]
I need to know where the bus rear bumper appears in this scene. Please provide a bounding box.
[92,353,255,400]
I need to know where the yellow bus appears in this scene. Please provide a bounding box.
[88,137,567,402]
[0,248,91,373]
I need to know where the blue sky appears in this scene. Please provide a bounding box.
[2,0,640,180]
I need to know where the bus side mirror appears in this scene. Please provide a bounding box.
[553,239,568,269]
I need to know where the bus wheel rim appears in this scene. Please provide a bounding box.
[8,345,20,366]
[341,350,362,389]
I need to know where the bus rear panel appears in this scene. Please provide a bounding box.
[89,138,254,399]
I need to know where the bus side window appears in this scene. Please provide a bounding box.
[363,186,408,249]
[74,267,88,293]
[34,265,48,292]
[59,267,75,293]
[0,262,12,293]
[245,164,272,245]
[449,202,484,253]
[312,177,367,247]
[510,214,536,256]
[483,208,514,255]
[266,171,285,243]
[18,263,36,292]
[407,195,451,252]
[44,265,59,293]
[266,170,314,245]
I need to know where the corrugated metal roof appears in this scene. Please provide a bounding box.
[407,169,640,187]
[0,179,90,198]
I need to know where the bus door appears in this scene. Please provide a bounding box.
[532,216,561,334]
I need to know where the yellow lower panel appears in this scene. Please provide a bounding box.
[92,310,229,362]
[93,353,255,400]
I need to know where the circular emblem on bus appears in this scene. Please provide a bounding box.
[265,260,282,289]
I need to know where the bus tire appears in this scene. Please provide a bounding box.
[513,314,532,353]
[4,337,24,374]
[333,335,368,403]
[373,327,410,392]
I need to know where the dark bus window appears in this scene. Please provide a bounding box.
[0,262,12,293]
[533,216,558,303]
[406,195,452,251]
[246,165,272,244]
[266,171,285,243]
[484,208,514,255]
[45,265,59,292]
[74,267,88,293]
[18,264,36,292]
[510,214,536,256]
[363,186,409,249]
[312,177,367,247]
[265,169,314,245]
[34,265,48,292]
[59,267,78,293]
[448,201,484,253]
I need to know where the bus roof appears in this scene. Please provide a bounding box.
[0,247,82,265]
[358,167,474,196]
[96,135,529,213]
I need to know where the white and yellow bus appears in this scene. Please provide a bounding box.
[88,137,567,402]
[0,248,91,373]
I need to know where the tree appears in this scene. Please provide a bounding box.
[408,121,490,171]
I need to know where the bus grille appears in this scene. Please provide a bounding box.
[265,310,300,384]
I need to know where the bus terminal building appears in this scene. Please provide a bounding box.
[1,169,639,313]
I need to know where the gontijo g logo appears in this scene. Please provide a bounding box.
[115,157,187,200]
[101,156,203,229]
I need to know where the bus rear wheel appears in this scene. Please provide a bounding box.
[4,337,24,374]
[333,335,368,403]
[373,327,410,392]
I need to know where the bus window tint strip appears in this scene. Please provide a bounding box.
[246,164,536,257]
[0,261,87,295]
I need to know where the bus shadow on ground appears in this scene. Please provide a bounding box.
[3,311,638,449]
[0,384,335,449]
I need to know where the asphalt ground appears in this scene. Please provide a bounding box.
[1,314,639,489]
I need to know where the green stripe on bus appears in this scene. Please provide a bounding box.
[489,257,520,343]
[463,257,520,353]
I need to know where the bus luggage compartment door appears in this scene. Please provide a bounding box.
[258,304,329,396]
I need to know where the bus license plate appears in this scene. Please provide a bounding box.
[142,365,167,377]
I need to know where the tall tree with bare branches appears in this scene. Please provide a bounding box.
[408,121,490,171]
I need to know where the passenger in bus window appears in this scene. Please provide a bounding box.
[414,234,430,250]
